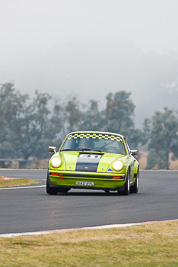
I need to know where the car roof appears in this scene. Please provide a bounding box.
[68,131,125,139]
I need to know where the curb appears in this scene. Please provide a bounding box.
[0,219,177,238]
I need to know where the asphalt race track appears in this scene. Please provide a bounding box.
[0,169,178,235]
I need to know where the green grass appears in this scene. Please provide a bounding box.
[0,221,177,266]
[0,176,39,187]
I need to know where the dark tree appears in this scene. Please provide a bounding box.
[65,97,81,132]
[79,100,104,131]
[0,83,27,158]
[104,91,141,148]
[145,108,178,169]
[0,84,62,159]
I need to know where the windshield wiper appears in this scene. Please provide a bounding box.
[61,148,103,153]
[75,148,92,151]
[75,148,103,153]
[60,149,72,151]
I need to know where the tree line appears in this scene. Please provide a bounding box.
[0,83,178,169]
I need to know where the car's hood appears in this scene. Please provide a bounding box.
[59,151,127,172]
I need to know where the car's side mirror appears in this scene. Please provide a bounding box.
[48,146,57,153]
[130,150,138,155]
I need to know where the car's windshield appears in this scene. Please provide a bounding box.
[60,133,126,154]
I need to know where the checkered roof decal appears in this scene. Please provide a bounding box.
[67,133,123,143]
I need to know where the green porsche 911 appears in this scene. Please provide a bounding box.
[46,131,139,195]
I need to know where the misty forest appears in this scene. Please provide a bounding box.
[0,83,178,169]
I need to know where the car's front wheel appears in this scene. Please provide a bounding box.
[46,174,58,195]
[130,170,139,193]
[118,170,130,195]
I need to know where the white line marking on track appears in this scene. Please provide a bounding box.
[0,219,177,238]
[0,185,45,190]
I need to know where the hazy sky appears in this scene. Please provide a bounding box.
[1,0,178,123]
[1,0,178,53]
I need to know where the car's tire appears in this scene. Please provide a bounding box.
[58,188,70,194]
[130,170,139,193]
[46,175,58,195]
[118,170,130,195]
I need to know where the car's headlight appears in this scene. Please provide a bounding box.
[112,160,123,171]
[51,157,61,168]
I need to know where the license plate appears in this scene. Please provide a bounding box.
[76,181,94,186]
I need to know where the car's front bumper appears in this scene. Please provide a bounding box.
[48,170,126,191]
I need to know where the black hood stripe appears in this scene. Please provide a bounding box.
[75,154,102,172]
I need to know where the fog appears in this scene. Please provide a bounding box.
[1,0,178,125]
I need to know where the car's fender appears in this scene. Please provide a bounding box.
[134,160,139,174]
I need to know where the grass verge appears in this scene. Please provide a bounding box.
[0,176,39,187]
[0,221,177,267]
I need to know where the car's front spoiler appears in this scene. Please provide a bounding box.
[48,183,125,191]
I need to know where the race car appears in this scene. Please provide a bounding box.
[46,131,139,195]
